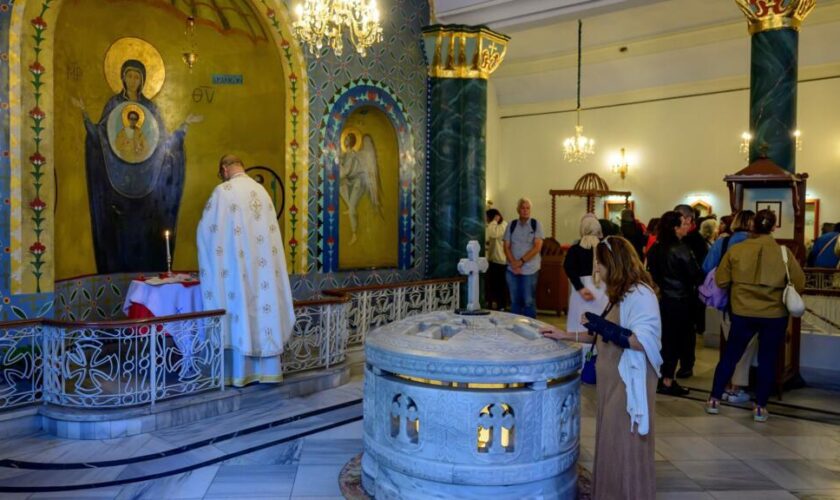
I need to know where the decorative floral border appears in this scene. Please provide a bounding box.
[25,2,50,293]
[319,80,415,272]
[54,273,133,321]
[258,0,309,274]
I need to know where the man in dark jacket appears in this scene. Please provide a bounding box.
[673,204,707,378]
[647,210,705,394]
[674,205,708,264]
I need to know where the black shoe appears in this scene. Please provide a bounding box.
[675,368,694,379]
[657,380,690,396]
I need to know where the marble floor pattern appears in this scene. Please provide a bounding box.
[0,346,838,498]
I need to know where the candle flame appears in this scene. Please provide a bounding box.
[165,230,170,237]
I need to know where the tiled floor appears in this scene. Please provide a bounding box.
[0,335,838,499]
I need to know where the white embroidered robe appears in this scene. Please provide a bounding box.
[197,174,295,385]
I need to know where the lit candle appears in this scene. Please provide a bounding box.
[164,230,171,269]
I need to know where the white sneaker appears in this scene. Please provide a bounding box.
[725,390,751,404]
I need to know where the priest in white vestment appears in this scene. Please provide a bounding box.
[197,154,296,386]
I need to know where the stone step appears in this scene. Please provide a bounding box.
[0,388,362,494]
[0,363,351,440]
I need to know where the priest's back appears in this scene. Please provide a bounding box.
[197,172,296,386]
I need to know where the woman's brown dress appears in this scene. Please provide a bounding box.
[592,304,657,499]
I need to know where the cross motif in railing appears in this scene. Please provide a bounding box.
[64,343,117,395]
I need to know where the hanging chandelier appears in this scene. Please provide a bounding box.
[564,20,595,163]
[293,0,383,58]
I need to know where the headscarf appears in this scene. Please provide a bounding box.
[120,59,147,99]
[579,213,602,249]
[579,213,603,285]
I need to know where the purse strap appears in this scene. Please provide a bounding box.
[780,245,792,285]
[586,302,614,354]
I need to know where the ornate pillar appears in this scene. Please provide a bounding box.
[422,25,508,277]
[737,0,815,171]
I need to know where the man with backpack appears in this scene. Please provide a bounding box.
[503,198,544,318]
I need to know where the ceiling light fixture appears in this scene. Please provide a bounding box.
[563,20,595,163]
[293,0,383,58]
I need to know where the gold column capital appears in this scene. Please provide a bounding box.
[421,24,509,79]
[735,0,816,34]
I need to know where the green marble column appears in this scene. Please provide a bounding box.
[427,78,487,277]
[422,25,508,278]
[739,0,815,172]
[749,30,798,171]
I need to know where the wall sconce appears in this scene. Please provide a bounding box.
[182,16,198,70]
[793,129,802,151]
[610,147,630,180]
[739,131,752,161]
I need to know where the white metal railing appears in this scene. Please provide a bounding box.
[42,313,223,408]
[0,320,42,409]
[803,268,840,336]
[337,278,461,347]
[0,278,463,411]
[283,301,349,373]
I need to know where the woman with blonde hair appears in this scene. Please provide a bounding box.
[699,218,718,249]
[564,213,608,334]
[543,236,662,499]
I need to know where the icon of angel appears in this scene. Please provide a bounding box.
[339,128,383,245]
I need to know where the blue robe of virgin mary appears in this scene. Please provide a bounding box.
[83,59,187,273]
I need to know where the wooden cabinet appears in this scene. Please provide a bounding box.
[724,159,808,397]
[536,238,569,316]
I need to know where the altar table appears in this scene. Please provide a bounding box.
[123,275,205,377]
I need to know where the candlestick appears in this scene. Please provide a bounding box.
[164,230,172,275]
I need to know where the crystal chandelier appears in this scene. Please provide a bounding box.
[564,20,595,163]
[293,0,383,58]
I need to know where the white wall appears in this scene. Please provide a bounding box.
[490,77,840,244]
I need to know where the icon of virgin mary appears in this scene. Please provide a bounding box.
[73,38,202,273]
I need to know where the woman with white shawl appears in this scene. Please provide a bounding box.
[543,235,662,499]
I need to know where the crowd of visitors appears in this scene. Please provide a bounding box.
[485,198,809,499]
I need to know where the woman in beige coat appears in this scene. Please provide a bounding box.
[706,209,805,421]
